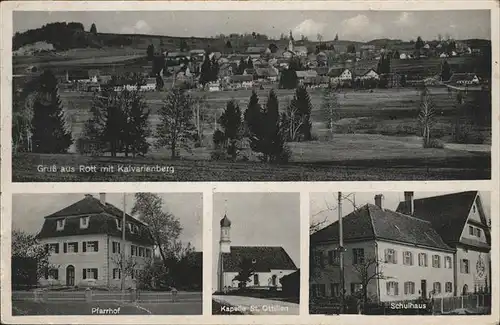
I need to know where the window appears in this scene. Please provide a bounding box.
[330,283,340,297]
[475,228,481,237]
[80,216,89,229]
[385,249,397,264]
[472,205,476,213]
[116,219,122,230]
[253,274,259,286]
[113,268,121,279]
[352,248,365,265]
[145,248,152,258]
[418,253,428,267]
[444,256,452,269]
[128,223,136,234]
[83,241,99,253]
[46,268,59,280]
[64,242,78,253]
[433,282,441,294]
[404,281,415,295]
[432,255,441,268]
[403,251,414,266]
[56,219,65,231]
[445,282,453,293]
[131,245,137,256]
[83,268,98,280]
[138,247,145,257]
[460,259,470,274]
[386,281,399,296]
[351,283,363,294]
[469,225,474,235]
[112,242,120,254]
[328,250,340,265]
[48,243,59,254]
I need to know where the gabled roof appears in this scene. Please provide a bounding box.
[447,73,480,84]
[296,70,318,78]
[254,67,278,77]
[37,195,154,245]
[222,246,297,272]
[311,204,452,252]
[396,191,480,246]
[328,68,351,77]
[246,47,266,54]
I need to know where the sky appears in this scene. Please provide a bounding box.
[13,10,491,42]
[310,191,492,229]
[212,192,300,292]
[12,193,203,251]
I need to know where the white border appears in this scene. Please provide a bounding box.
[1,1,499,324]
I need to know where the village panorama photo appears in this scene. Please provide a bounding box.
[10,192,203,315]
[10,9,492,181]
[309,191,492,315]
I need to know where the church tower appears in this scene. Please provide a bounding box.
[218,214,231,291]
[288,30,294,53]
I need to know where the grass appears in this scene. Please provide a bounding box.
[12,144,490,181]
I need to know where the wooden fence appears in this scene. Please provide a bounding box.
[432,294,491,314]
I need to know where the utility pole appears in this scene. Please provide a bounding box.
[121,193,126,293]
[338,192,345,314]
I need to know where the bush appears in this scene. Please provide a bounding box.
[423,138,444,149]
[454,123,487,144]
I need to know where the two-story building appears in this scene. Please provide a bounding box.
[310,191,491,303]
[37,193,155,289]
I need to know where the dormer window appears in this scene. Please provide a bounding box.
[56,219,65,231]
[80,216,89,229]
[116,219,122,230]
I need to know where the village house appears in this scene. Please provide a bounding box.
[37,194,154,289]
[354,68,379,81]
[296,70,318,85]
[217,214,298,292]
[225,75,254,90]
[329,68,353,86]
[447,73,481,85]
[254,66,279,82]
[310,191,491,302]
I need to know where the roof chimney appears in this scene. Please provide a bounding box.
[374,194,384,209]
[404,191,414,215]
[99,193,106,205]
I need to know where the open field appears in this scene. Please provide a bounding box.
[12,145,490,181]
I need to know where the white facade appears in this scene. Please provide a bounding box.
[330,69,353,84]
[39,233,152,289]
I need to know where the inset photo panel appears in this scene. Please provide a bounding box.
[309,191,492,315]
[212,192,300,315]
[11,192,203,315]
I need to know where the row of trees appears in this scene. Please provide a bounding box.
[12,193,200,291]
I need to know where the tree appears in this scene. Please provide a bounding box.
[268,43,278,53]
[179,39,189,52]
[31,70,73,153]
[441,60,452,82]
[131,193,186,271]
[211,56,220,81]
[321,88,340,135]
[415,36,424,57]
[347,44,356,53]
[11,229,53,289]
[219,100,243,160]
[192,95,208,147]
[288,86,313,141]
[236,58,247,75]
[111,253,141,290]
[352,257,389,308]
[156,75,165,90]
[244,90,261,137]
[225,40,232,51]
[199,55,212,86]
[233,257,256,288]
[334,33,339,41]
[147,44,155,60]
[317,33,323,43]
[90,23,97,34]
[418,87,436,147]
[155,88,196,159]
[84,88,150,157]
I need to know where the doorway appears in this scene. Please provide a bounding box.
[421,280,427,299]
[66,265,75,286]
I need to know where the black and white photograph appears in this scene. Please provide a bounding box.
[11,192,203,315]
[309,191,492,315]
[10,9,492,182]
[212,192,300,315]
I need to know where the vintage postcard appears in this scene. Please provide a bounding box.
[3,3,496,182]
[0,1,499,325]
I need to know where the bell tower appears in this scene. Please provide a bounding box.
[218,213,231,291]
